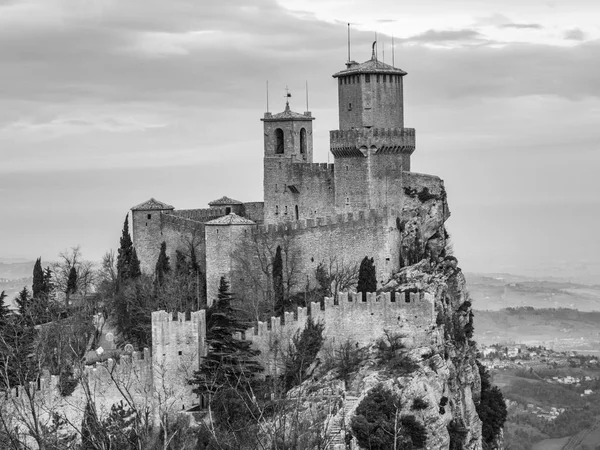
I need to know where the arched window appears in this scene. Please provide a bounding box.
[300,128,307,154]
[275,128,284,154]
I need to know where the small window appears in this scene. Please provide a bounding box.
[348,102,352,111]
[346,165,349,172]
[225,207,231,214]
[178,351,182,356]
[275,128,284,154]
[147,214,152,220]
[346,197,350,206]
[284,206,288,215]
[275,205,279,215]
[383,75,386,82]
[365,74,370,83]
[295,205,299,220]
[300,128,307,154]
[376,74,380,82]
[275,184,278,191]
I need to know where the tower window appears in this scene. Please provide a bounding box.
[284,206,288,215]
[275,206,279,215]
[275,128,284,154]
[376,74,380,83]
[225,207,231,214]
[383,75,386,82]
[365,74,370,83]
[346,197,350,206]
[295,205,299,220]
[300,128,307,154]
[147,214,152,220]
[348,102,352,111]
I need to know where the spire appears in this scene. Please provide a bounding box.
[371,41,377,60]
[284,86,291,111]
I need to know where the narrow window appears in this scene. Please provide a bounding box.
[300,128,307,154]
[348,102,352,111]
[275,184,278,191]
[376,74,380,83]
[346,197,350,206]
[275,128,284,154]
[284,206,288,215]
[295,205,299,220]
[147,214,152,220]
[346,165,349,172]
[365,74,370,83]
[275,205,279,215]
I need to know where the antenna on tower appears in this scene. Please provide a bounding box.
[347,23,351,63]
[392,34,395,67]
[374,32,378,60]
[305,80,309,112]
[266,80,269,112]
[382,35,385,63]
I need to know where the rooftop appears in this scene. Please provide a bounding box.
[205,213,256,226]
[208,196,243,206]
[261,102,314,122]
[333,57,407,78]
[131,198,175,211]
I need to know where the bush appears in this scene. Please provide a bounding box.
[350,385,427,450]
[448,419,468,450]
[283,317,324,390]
[376,330,419,374]
[58,364,78,397]
[411,398,429,411]
[335,340,362,388]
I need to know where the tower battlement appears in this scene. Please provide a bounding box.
[330,127,415,157]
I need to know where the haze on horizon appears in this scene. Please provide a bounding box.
[1,0,599,280]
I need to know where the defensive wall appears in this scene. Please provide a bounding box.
[330,127,415,154]
[205,207,401,302]
[242,291,436,375]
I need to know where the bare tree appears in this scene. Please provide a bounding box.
[52,246,96,306]
[319,256,360,300]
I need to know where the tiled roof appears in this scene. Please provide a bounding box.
[333,58,407,78]
[205,213,255,226]
[261,103,314,122]
[208,196,243,206]
[131,198,175,211]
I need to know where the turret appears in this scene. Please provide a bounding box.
[261,101,315,161]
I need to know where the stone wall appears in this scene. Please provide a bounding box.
[243,291,436,375]
[263,160,335,224]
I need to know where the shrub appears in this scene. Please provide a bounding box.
[411,398,429,411]
[376,330,419,374]
[58,364,78,397]
[335,340,362,388]
[283,317,324,390]
[448,419,468,450]
[417,187,439,202]
[350,385,427,450]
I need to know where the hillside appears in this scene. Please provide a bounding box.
[474,308,600,353]
[466,273,600,312]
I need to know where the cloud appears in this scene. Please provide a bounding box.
[402,29,486,45]
[564,28,585,41]
[500,23,543,30]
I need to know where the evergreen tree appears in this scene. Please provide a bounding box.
[66,266,78,295]
[273,245,284,316]
[42,266,53,296]
[357,256,377,295]
[283,316,324,390]
[0,291,11,322]
[15,287,31,317]
[117,214,140,287]
[190,277,262,396]
[154,241,170,286]
[476,361,507,446]
[32,257,44,299]
[175,250,188,277]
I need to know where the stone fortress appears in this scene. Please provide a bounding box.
[131,46,447,305]
[8,47,454,435]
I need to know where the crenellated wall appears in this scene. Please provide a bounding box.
[243,291,436,375]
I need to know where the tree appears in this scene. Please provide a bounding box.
[476,361,507,446]
[283,316,324,390]
[117,214,141,288]
[357,256,377,295]
[0,291,11,322]
[190,277,262,396]
[351,384,427,450]
[15,287,31,317]
[273,245,285,316]
[52,246,95,306]
[155,241,170,287]
[66,266,78,296]
[32,258,44,299]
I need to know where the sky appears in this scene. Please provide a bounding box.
[1,0,599,279]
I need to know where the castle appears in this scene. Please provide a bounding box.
[6,49,458,445]
[130,48,447,305]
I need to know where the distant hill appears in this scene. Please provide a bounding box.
[466,272,600,312]
[0,261,36,280]
[474,307,600,353]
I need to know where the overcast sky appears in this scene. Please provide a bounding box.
[1,0,599,278]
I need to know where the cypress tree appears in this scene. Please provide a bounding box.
[66,266,78,295]
[117,214,139,287]
[273,245,284,316]
[32,257,44,299]
[154,241,170,286]
[42,266,53,296]
[357,256,377,295]
[175,250,187,277]
[190,277,262,396]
